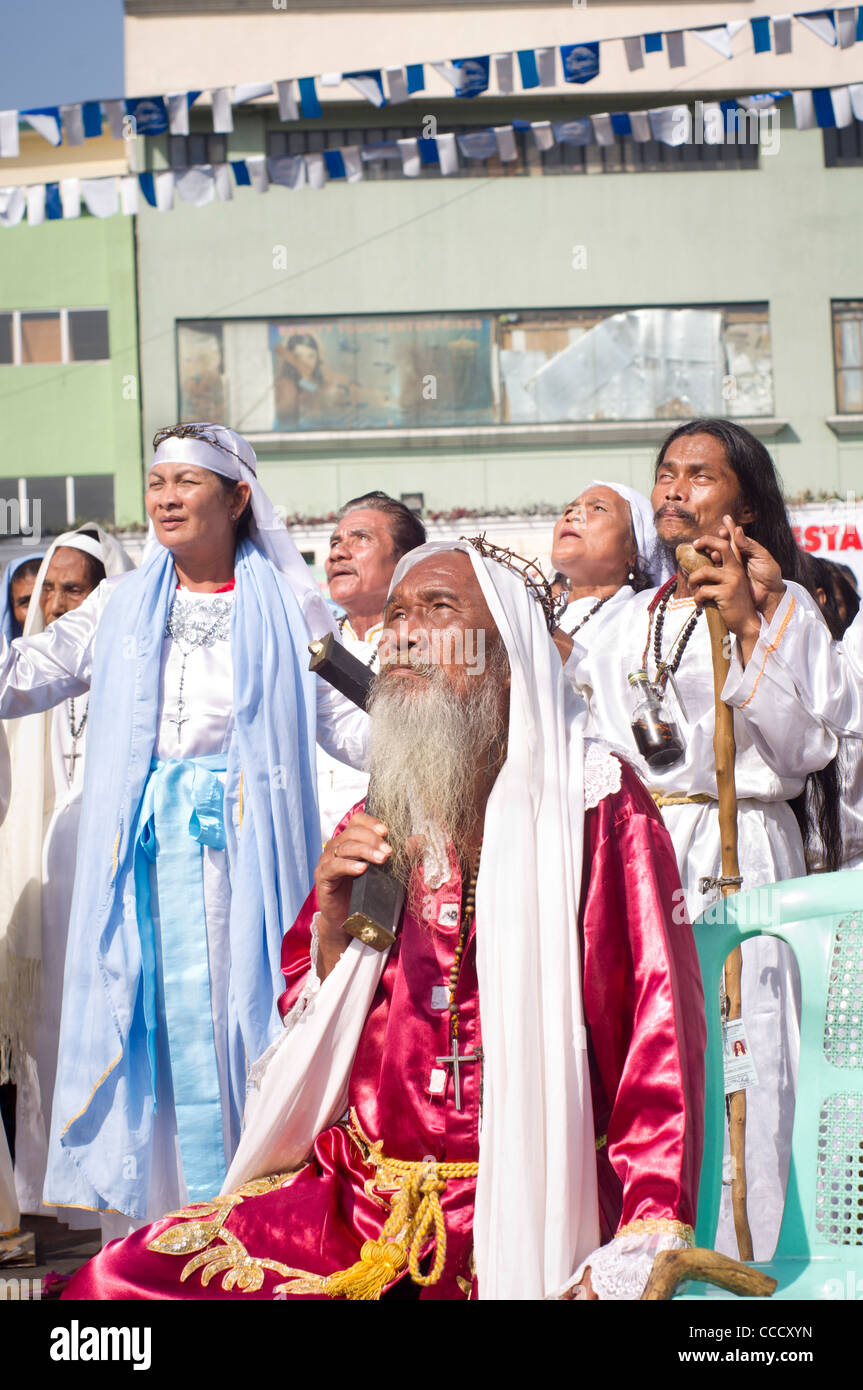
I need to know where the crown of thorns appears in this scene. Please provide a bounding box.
[152,423,258,476]
[462,534,568,634]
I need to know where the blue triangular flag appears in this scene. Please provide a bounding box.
[138,171,157,206]
[553,119,593,146]
[750,17,772,52]
[560,42,600,84]
[644,33,664,53]
[323,149,346,178]
[517,50,540,88]
[21,107,62,145]
[452,57,490,98]
[231,159,251,186]
[345,70,386,106]
[125,97,169,135]
[611,112,632,136]
[45,182,63,219]
[298,77,322,119]
[83,102,102,138]
[812,87,837,126]
[406,64,425,93]
[417,136,439,164]
[858,6,863,40]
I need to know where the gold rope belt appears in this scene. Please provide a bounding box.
[319,1109,479,1300]
[650,791,716,808]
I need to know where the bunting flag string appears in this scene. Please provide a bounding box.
[4,85,862,228]
[1,8,862,154]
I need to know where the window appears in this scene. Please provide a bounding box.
[0,475,116,533]
[0,309,109,365]
[823,122,863,168]
[168,134,228,168]
[266,121,759,181]
[833,301,863,412]
[177,304,773,434]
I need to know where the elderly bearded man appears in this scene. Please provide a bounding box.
[65,541,705,1302]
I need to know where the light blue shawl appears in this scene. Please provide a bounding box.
[45,538,321,1217]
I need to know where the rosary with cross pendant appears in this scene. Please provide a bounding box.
[430,847,483,1112]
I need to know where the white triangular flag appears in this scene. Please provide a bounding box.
[214,162,233,199]
[0,186,26,226]
[120,173,139,214]
[167,93,190,136]
[386,67,409,104]
[61,104,85,146]
[693,26,734,59]
[773,15,793,54]
[432,62,461,91]
[60,177,81,218]
[495,53,514,93]
[0,111,19,158]
[701,102,725,145]
[319,73,342,87]
[341,146,364,182]
[792,90,816,128]
[836,8,857,46]
[81,177,119,218]
[155,169,175,211]
[531,121,555,150]
[436,131,458,175]
[623,36,644,70]
[232,82,273,104]
[246,155,269,192]
[727,21,748,38]
[650,105,690,145]
[849,84,863,121]
[346,75,385,107]
[23,110,61,145]
[267,154,305,188]
[397,136,420,177]
[629,111,651,142]
[494,126,518,161]
[306,152,325,189]
[536,47,557,86]
[211,89,233,134]
[797,12,836,45]
[831,86,853,127]
[26,185,45,224]
[104,100,125,140]
[175,166,214,205]
[665,32,686,67]
[591,114,614,146]
[276,80,298,122]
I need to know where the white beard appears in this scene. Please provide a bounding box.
[366,657,508,886]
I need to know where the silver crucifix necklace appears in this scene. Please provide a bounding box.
[164,591,233,742]
[65,697,89,780]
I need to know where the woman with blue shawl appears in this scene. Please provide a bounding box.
[0,424,367,1237]
[0,553,44,641]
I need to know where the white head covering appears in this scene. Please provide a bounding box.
[225,539,600,1299]
[0,526,136,1082]
[145,423,334,637]
[588,479,673,586]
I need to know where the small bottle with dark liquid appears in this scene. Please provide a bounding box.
[627,670,685,770]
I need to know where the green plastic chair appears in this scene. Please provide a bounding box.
[676,871,863,1301]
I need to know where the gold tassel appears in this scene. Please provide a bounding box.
[322,1238,409,1301]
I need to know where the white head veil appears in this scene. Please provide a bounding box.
[225,539,600,1299]
[0,526,136,1081]
[144,424,334,637]
[588,479,673,586]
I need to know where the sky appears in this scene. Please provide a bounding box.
[0,0,124,110]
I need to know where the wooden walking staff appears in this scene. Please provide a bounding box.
[676,543,754,1263]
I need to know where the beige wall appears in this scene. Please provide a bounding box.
[125,4,863,101]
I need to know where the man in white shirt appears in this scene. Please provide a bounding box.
[317,493,425,839]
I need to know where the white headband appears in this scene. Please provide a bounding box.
[53,533,104,564]
[152,427,258,480]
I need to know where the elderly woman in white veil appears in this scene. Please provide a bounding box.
[551,481,671,643]
[0,424,367,1237]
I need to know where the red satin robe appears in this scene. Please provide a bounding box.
[64,757,705,1301]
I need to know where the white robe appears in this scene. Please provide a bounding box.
[315,618,378,842]
[13,700,90,1222]
[565,584,838,1261]
[0,577,368,1240]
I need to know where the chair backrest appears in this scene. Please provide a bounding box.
[693,872,863,1261]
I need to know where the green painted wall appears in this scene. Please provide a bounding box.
[0,214,143,526]
[135,104,863,516]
